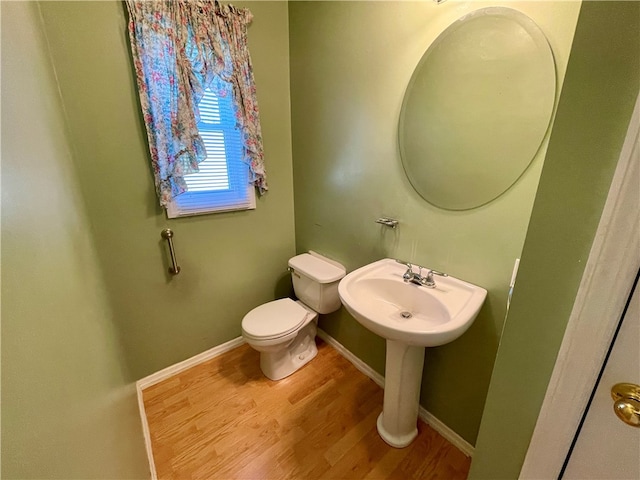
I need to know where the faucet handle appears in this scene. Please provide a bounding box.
[424,269,448,284]
[395,259,413,269]
[420,268,448,287]
[429,269,448,277]
[396,259,414,281]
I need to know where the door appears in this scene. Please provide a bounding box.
[561,272,640,479]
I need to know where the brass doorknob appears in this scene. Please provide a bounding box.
[611,383,640,427]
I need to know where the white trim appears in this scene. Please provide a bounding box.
[165,185,256,219]
[520,93,640,479]
[136,336,246,390]
[135,336,246,479]
[317,329,385,388]
[317,329,475,457]
[418,407,475,458]
[136,383,158,480]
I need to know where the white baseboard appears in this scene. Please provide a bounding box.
[137,336,246,390]
[317,329,475,457]
[316,329,385,389]
[136,383,157,480]
[135,336,246,479]
[418,407,475,457]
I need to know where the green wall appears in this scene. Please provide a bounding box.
[37,1,295,380]
[469,2,639,478]
[288,0,580,444]
[2,1,292,477]
[1,2,149,477]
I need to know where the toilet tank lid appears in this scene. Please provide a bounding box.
[288,253,346,283]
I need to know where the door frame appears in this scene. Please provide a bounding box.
[519,93,640,479]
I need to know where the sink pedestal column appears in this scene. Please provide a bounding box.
[376,340,425,448]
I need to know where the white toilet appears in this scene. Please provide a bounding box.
[241,251,346,381]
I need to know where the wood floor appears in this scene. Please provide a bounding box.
[142,339,471,479]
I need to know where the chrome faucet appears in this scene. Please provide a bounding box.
[395,259,448,288]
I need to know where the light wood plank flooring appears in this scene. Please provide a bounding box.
[142,339,471,479]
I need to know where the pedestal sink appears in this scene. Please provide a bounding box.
[338,258,487,448]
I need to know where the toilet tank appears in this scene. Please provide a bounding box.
[288,252,346,314]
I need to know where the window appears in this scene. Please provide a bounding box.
[126,0,267,212]
[166,86,255,219]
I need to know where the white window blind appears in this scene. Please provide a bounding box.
[166,86,255,218]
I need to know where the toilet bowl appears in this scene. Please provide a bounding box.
[241,252,345,381]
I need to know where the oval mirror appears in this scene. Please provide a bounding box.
[399,7,556,210]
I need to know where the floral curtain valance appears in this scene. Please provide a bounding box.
[125,0,267,207]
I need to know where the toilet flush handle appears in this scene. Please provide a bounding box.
[288,266,300,278]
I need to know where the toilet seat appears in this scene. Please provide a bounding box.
[242,298,311,340]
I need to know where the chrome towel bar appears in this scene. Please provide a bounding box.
[161,228,181,275]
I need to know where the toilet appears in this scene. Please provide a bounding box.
[241,251,346,381]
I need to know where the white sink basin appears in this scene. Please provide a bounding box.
[338,258,487,347]
[338,258,487,448]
